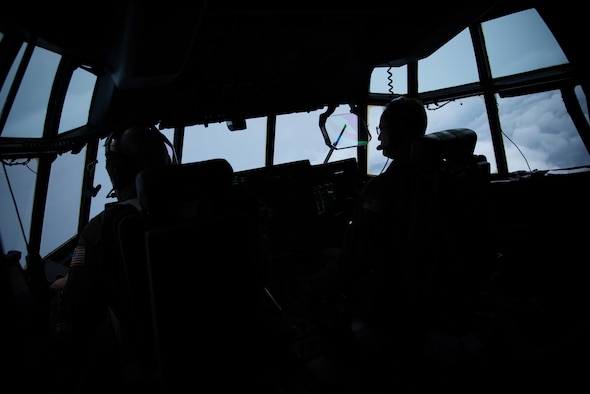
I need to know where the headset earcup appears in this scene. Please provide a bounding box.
[105,126,176,191]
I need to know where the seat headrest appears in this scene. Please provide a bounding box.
[136,158,234,221]
[411,128,477,168]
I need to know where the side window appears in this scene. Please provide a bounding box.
[0,38,98,258]
[483,9,589,172]
[43,66,97,255]
[497,88,590,172]
[0,158,38,260]
[42,148,85,255]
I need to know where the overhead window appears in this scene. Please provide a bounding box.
[1,47,59,138]
[483,8,568,78]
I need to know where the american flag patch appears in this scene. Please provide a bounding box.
[70,246,86,267]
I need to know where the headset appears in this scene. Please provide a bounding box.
[104,125,177,197]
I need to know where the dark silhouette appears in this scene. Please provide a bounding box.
[312,97,427,310]
[48,125,172,393]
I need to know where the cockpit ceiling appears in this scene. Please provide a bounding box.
[0,3,538,127]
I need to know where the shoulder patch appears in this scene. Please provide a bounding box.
[69,245,86,267]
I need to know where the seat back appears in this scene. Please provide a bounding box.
[138,158,235,226]
[233,160,314,257]
[94,201,159,389]
[135,159,269,392]
[233,160,317,299]
[407,128,493,329]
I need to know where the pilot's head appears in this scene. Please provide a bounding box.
[105,125,172,201]
[377,97,427,161]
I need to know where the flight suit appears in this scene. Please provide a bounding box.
[50,200,141,391]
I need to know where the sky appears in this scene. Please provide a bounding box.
[1,8,590,262]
